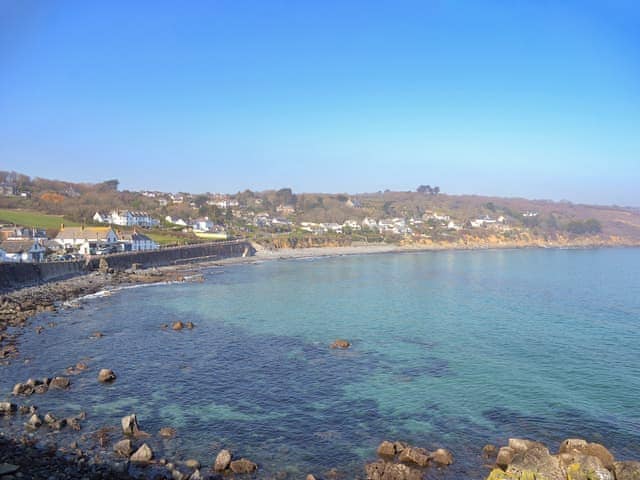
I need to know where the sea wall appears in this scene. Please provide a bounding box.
[0,240,254,292]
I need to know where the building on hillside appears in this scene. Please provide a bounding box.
[342,220,362,231]
[276,204,295,215]
[55,226,118,254]
[321,223,343,234]
[192,217,214,232]
[118,231,159,251]
[0,239,46,262]
[362,218,378,230]
[93,212,111,223]
[93,210,160,228]
[165,216,188,226]
[0,183,16,196]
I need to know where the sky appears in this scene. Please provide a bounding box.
[1,1,639,205]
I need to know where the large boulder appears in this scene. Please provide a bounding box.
[26,413,42,429]
[214,449,232,472]
[377,441,397,457]
[506,445,566,480]
[565,461,613,480]
[509,438,545,454]
[365,460,423,480]
[496,447,516,469]
[614,461,640,480]
[172,321,184,331]
[559,439,615,471]
[398,447,430,467]
[49,376,71,389]
[114,439,133,457]
[229,458,257,474]
[98,369,117,383]
[121,414,140,435]
[430,448,454,466]
[483,444,498,459]
[130,443,153,463]
[0,402,17,415]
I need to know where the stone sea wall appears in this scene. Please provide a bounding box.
[0,240,254,292]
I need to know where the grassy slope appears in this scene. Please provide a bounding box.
[0,209,80,230]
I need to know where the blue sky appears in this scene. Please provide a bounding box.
[1,1,639,205]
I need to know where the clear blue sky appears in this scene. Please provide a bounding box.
[1,1,639,205]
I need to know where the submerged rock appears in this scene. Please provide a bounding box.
[230,458,257,474]
[98,368,117,383]
[214,449,232,471]
[330,339,351,349]
[483,444,498,459]
[431,448,454,466]
[159,427,177,438]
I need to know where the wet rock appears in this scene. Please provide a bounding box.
[159,427,176,438]
[394,441,408,454]
[91,331,104,338]
[18,405,30,415]
[49,376,71,389]
[430,448,453,466]
[377,441,397,457]
[130,443,153,463]
[559,440,615,471]
[34,383,48,394]
[12,383,30,396]
[483,444,498,459]
[172,321,184,330]
[49,419,67,430]
[365,460,422,480]
[190,470,204,480]
[121,414,140,435]
[214,449,232,471]
[398,447,430,467]
[114,439,133,457]
[26,413,42,429]
[98,368,117,383]
[184,459,200,469]
[330,339,351,349]
[0,402,17,415]
[185,321,195,329]
[230,458,257,474]
[306,475,317,480]
[75,362,88,371]
[614,461,640,480]
[43,412,57,424]
[496,447,516,469]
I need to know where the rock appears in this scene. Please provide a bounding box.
[34,383,48,394]
[330,339,351,349]
[431,448,454,466]
[26,413,42,428]
[75,362,88,371]
[121,414,140,435]
[130,443,153,463]
[229,458,257,474]
[114,439,133,457]
[496,447,516,469]
[0,464,19,476]
[214,449,232,471]
[98,368,117,383]
[614,461,640,480]
[559,439,615,470]
[483,444,498,459]
[377,440,397,457]
[190,470,203,480]
[508,438,544,453]
[44,412,57,424]
[565,458,614,480]
[172,321,184,331]
[365,460,422,480]
[49,376,70,389]
[0,402,17,415]
[398,447,430,467]
[307,475,317,480]
[159,427,177,438]
[506,445,566,480]
[92,331,104,338]
[185,321,195,329]
[394,441,408,454]
[48,419,67,430]
[12,383,30,396]
[184,459,200,469]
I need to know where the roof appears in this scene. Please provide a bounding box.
[56,227,115,240]
[119,232,153,242]
[0,239,42,254]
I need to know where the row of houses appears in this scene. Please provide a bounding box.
[0,226,160,263]
[93,211,160,228]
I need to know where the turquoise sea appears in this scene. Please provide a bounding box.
[2,248,640,478]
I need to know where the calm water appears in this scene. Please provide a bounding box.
[2,248,640,478]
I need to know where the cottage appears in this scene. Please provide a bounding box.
[55,226,118,254]
[118,231,159,251]
[94,210,160,228]
[192,217,214,232]
[0,239,46,262]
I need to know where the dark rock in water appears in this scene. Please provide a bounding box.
[614,461,640,480]
[214,449,232,471]
[49,376,70,389]
[0,464,20,476]
[378,440,397,457]
[330,339,351,349]
[430,448,453,466]
[483,444,498,459]
[34,383,48,394]
[229,458,257,474]
[558,438,615,470]
[12,383,30,396]
[365,460,422,480]
[0,402,17,415]
[98,368,117,383]
[114,439,133,457]
[172,321,184,330]
[130,443,153,463]
[159,427,177,438]
[121,414,140,435]
[398,447,430,467]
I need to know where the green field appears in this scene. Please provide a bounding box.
[0,209,80,230]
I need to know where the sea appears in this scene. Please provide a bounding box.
[2,248,639,478]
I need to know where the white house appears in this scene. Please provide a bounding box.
[118,231,159,251]
[0,239,47,263]
[342,219,362,231]
[94,211,160,228]
[165,216,188,226]
[192,217,214,232]
[362,218,378,230]
[321,223,343,234]
[55,226,118,254]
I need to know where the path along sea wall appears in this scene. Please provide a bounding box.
[0,240,254,291]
